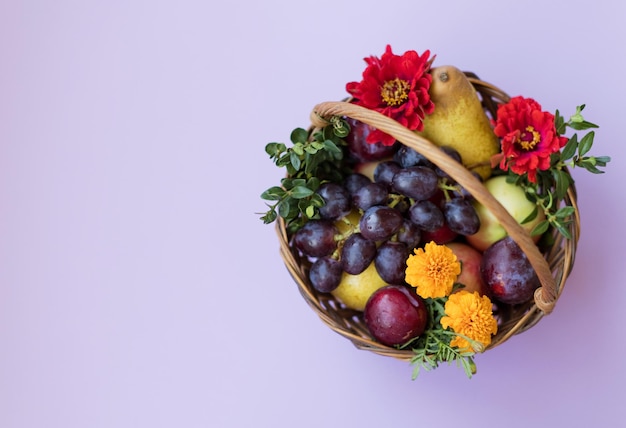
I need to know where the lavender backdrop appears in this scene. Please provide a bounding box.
[1,1,624,427]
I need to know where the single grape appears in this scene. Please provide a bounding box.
[373,160,402,189]
[443,198,481,235]
[391,166,439,201]
[316,182,351,220]
[434,146,462,179]
[292,220,338,257]
[343,173,371,196]
[396,218,422,248]
[374,241,409,284]
[309,256,342,293]
[352,182,389,211]
[393,145,432,168]
[344,117,398,162]
[359,205,404,241]
[408,200,445,232]
[450,171,482,200]
[340,233,377,275]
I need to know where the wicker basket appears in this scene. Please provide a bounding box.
[276,74,580,361]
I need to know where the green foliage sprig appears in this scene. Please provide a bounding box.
[506,105,611,239]
[259,117,350,232]
[401,288,479,379]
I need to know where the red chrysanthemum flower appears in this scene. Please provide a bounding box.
[494,96,568,183]
[346,45,435,146]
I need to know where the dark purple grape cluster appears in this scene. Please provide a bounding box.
[291,121,482,297]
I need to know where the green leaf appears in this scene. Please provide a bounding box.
[260,209,277,224]
[276,153,292,168]
[531,220,550,237]
[304,204,316,218]
[583,162,604,174]
[594,155,611,166]
[568,121,599,131]
[290,178,306,188]
[309,193,325,207]
[553,169,572,201]
[554,109,566,135]
[560,134,578,161]
[555,206,576,219]
[578,131,595,157]
[292,143,304,156]
[290,185,314,199]
[290,128,308,144]
[260,186,285,201]
[290,151,301,171]
[555,222,572,240]
[277,200,291,219]
[521,206,539,224]
[322,139,342,155]
[265,142,279,156]
[306,177,321,191]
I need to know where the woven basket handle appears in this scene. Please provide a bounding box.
[310,101,557,314]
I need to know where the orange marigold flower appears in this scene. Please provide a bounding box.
[405,241,460,299]
[440,290,498,351]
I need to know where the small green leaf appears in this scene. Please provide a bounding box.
[555,222,572,240]
[290,185,314,199]
[290,178,306,187]
[292,143,304,156]
[521,206,539,224]
[531,220,550,237]
[290,127,308,144]
[551,170,568,201]
[554,109,566,135]
[277,200,291,219]
[309,194,325,208]
[594,155,611,166]
[260,186,285,201]
[303,145,318,154]
[276,153,291,167]
[555,206,576,219]
[305,204,316,218]
[265,142,286,157]
[306,177,321,191]
[289,151,301,171]
[560,134,578,161]
[578,131,595,157]
[583,162,604,174]
[322,139,342,155]
[260,209,277,224]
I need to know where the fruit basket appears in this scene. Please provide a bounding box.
[260,46,609,378]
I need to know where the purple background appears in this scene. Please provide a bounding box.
[1,1,624,427]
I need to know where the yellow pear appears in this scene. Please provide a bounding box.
[417,65,500,180]
[331,262,387,311]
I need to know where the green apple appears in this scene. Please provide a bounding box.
[466,175,545,252]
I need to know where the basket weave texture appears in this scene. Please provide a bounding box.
[276,74,580,360]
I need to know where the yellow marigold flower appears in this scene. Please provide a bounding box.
[405,241,461,299]
[440,290,498,351]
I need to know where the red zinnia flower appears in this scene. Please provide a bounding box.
[494,96,568,183]
[346,45,435,146]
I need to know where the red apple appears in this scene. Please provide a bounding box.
[446,242,489,296]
